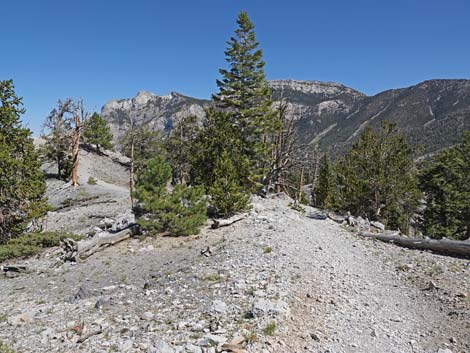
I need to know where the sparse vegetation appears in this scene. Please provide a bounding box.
[263,321,277,336]
[0,342,15,353]
[263,246,273,254]
[87,176,97,185]
[243,329,258,343]
[202,274,223,282]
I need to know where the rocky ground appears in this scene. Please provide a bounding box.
[0,194,468,353]
[41,146,131,235]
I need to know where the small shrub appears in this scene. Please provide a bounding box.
[263,246,273,254]
[0,341,15,353]
[202,274,223,282]
[87,176,97,185]
[0,232,82,262]
[289,201,305,213]
[134,157,207,236]
[243,330,258,343]
[263,322,277,336]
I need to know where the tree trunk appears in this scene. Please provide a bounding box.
[130,139,135,208]
[211,213,248,229]
[61,225,139,262]
[297,166,304,202]
[358,232,470,257]
[71,127,80,186]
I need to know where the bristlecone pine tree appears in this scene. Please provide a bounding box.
[419,131,470,240]
[0,80,48,242]
[334,122,421,233]
[42,99,74,180]
[133,157,207,236]
[84,112,113,151]
[209,150,251,218]
[212,11,276,190]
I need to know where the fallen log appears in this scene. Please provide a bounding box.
[62,224,139,261]
[211,213,248,229]
[358,232,470,257]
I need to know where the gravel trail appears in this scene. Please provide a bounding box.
[0,195,468,353]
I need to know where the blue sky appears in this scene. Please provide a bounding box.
[2,0,469,135]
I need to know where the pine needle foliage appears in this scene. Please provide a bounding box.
[419,131,470,240]
[212,11,277,189]
[333,122,421,232]
[0,80,48,243]
[313,154,335,209]
[84,112,113,151]
[134,157,207,236]
[209,150,251,218]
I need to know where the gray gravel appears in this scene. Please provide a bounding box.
[0,195,468,353]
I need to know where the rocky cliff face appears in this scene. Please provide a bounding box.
[101,90,209,143]
[101,79,470,155]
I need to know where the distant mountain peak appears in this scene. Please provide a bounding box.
[101,79,470,156]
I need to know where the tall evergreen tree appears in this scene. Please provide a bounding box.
[335,122,420,232]
[84,112,113,151]
[419,131,470,240]
[212,11,276,189]
[0,80,47,242]
[313,154,335,209]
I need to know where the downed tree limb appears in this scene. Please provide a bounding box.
[77,328,103,344]
[211,213,248,229]
[358,232,470,257]
[61,224,139,261]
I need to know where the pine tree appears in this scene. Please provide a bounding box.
[209,150,250,218]
[42,99,74,180]
[84,112,113,151]
[419,131,470,240]
[213,11,276,189]
[0,80,48,242]
[190,109,243,188]
[335,122,420,232]
[120,124,165,207]
[313,154,335,209]
[134,157,207,236]
[164,115,199,184]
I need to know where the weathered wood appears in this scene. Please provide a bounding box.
[358,232,470,257]
[1,265,29,273]
[211,214,248,229]
[62,225,139,261]
[77,328,102,343]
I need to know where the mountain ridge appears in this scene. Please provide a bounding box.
[101,78,470,155]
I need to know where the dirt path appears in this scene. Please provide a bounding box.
[0,195,468,353]
[277,215,468,353]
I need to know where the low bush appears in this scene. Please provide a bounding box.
[87,176,97,185]
[0,232,82,262]
[0,341,15,353]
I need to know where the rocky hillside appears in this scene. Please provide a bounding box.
[101,79,470,155]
